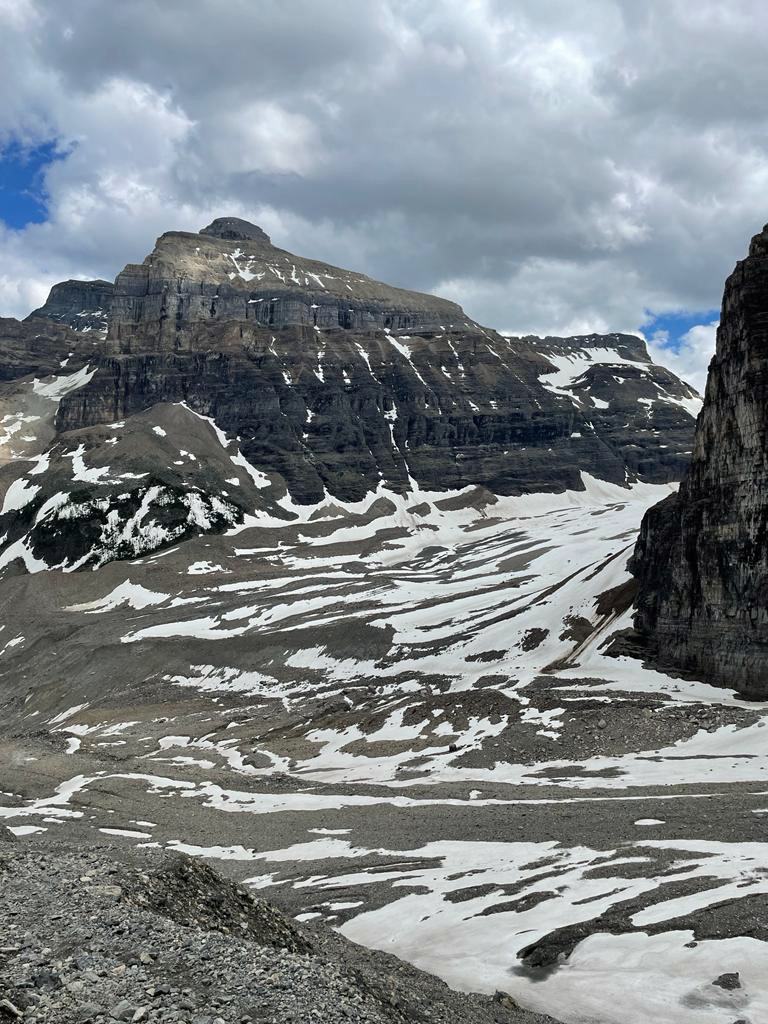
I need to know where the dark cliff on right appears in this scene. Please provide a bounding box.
[630,222,768,697]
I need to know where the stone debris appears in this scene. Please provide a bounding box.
[0,841,560,1024]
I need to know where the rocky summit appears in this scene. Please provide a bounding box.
[5,218,768,1024]
[630,221,768,697]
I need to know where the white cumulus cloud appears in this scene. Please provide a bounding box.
[646,321,719,393]
[0,0,764,377]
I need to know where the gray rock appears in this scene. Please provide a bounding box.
[110,1000,137,1021]
[713,972,741,990]
[199,217,272,243]
[27,279,113,334]
[0,844,561,1024]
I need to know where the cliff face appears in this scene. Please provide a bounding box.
[631,223,768,696]
[0,316,97,381]
[46,220,697,500]
[56,323,586,504]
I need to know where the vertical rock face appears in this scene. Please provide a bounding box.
[35,218,699,505]
[630,223,768,696]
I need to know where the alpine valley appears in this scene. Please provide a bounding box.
[2,218,767,1024]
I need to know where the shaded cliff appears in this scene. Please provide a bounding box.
[631,222,768,696]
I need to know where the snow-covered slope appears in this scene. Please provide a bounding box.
[1,473,766,1024]
[526,332,702,419]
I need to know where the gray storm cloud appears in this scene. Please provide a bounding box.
[1,0,766,387]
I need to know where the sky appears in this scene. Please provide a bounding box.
[1,1,767,392]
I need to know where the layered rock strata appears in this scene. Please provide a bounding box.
[28,279,113,334]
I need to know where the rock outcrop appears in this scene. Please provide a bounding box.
[630,222,768,696]
[0,316,95,381]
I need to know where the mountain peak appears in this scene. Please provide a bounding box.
[199,217,271,244]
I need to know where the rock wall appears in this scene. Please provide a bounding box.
[631,223,768,696]
[55,322,591,503]
[41,220,697,503]
[0,317,96,380]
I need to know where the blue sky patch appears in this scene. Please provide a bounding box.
[642,308,719,349]
[0,139,67,229]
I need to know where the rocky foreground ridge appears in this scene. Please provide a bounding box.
[0,835,559,1024]
[0,216,699,572]
[631,221,768,696]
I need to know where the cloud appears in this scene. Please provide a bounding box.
[646,321,719,393]
[192,102,324,177]
[0,0,765,364]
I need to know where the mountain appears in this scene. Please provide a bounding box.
[0,217,699,573]
[520,331,700,482]
[630,221,768,697]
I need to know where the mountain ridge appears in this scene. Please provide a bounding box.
[0,216,700,573]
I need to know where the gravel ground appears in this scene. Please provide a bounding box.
[0,833,561,1024]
